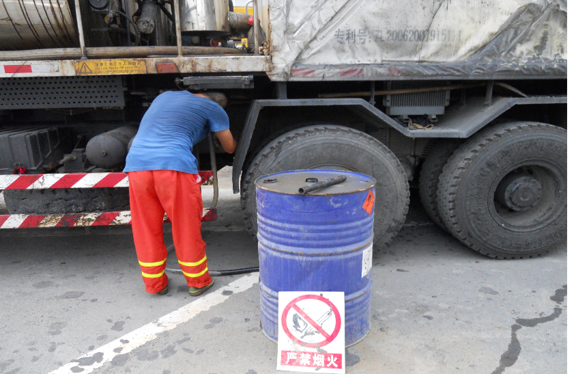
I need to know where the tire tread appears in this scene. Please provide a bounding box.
[437,122,566,259]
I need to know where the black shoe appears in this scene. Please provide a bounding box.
[189,279,214,296]
[156,286,168,295]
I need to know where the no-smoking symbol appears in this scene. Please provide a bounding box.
[281,294,342,348]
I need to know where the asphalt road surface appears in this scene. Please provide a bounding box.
[0,167,567,374]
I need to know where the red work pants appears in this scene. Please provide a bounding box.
[128,170,212,293]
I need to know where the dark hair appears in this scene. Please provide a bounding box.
[202,92,228,108]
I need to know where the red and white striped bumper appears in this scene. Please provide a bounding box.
[1,172,129,190]
[0,172,217,229]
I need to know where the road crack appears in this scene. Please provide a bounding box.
[491,285,566,374]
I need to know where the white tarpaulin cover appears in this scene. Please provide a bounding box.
[266,0,566,81]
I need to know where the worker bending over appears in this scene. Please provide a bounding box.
[124,91,236,296]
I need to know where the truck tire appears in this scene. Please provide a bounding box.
[418,140,461,230]
[437,122,566,258]
[240,125,410,245]
[3,188,130,214]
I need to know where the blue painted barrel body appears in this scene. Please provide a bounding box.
[256,170,375,347]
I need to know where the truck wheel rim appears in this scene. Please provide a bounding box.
[490,161,566,232]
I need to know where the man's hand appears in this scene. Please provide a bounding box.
[214,129,237,154]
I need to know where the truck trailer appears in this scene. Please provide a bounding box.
[0,0,567,259]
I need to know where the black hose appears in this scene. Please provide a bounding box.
[166,267,260,276]
[165,244,259,276]
[114,10,142,45]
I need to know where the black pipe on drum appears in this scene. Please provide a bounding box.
[86,126,137,169]
[298,175,347,194]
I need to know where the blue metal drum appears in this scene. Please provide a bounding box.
[256,170,376,347]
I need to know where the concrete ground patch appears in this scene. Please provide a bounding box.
[0,167,567,373]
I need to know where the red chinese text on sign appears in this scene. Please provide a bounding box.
[281,351,343,369]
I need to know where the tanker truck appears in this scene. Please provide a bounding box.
[0,0,567,260]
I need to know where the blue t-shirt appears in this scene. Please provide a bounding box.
[124,91,229,174]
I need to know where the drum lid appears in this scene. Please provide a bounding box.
[255,170,376,196]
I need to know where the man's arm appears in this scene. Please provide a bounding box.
[214,129,237,154]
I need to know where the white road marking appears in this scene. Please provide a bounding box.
[49,273,259,374]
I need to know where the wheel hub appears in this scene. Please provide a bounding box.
[496,174,543,211]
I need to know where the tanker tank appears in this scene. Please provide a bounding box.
[0,0,78,50]
[0,0,251,51]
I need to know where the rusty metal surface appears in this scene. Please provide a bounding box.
[0,55,269,77]
[0,0,78,50]
[0,45,245,61]
[162,55,270,73]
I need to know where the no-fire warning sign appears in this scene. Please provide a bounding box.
[277,292,345,373]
